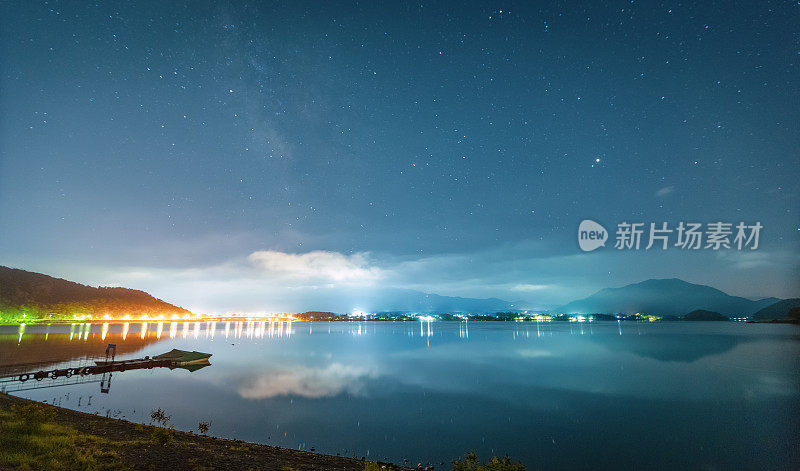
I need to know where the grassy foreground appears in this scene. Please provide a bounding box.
[0,393,405,470]
[0,393,525,471]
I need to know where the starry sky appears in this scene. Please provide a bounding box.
[1,1,798,312]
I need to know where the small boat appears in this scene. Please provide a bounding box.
[94,349,212,369]
[152,349,213,366]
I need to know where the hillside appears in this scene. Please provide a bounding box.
[683,309,729,321]
[751,298,800,320]
[0,266,191,321]
[557,278,779,316]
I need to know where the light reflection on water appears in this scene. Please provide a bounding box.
[1,321,798,470]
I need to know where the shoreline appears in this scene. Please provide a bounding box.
[0,392,411,470]
[4,318,797,326]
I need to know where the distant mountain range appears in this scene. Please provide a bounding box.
[0,266,190,319]
[331,287,517,313]
[1,266,795,320]
[557,278,780,317]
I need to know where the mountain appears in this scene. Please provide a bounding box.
[683,309,729,321]
[379,289,516,313]
[312,287,517,314]
[751,298,800,320]
[0,266,191,320]
[557,278,780,316]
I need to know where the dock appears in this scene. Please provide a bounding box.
[1,345,212,393]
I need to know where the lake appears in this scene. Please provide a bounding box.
[1,321,798,470]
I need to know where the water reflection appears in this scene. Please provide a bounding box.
[1,321,784,386]
[588,330,752,362]
[1,327,213,395]
[238,363,377,399]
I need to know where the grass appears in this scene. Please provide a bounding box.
[0,402,128,470]
[230,442,251,452]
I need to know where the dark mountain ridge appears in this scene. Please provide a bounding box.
[557,278,779,316]
[751,298,800,320]
[0,266,191,319]
[683,309,729,321]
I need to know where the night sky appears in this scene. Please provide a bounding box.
[1,1,798,312]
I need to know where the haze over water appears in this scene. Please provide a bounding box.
[1,321,797,470]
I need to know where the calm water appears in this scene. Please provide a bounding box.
[1,321,798,470]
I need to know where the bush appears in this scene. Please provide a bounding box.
[452,452,525,471]
[150,427,174,445]
[149,408,171,427]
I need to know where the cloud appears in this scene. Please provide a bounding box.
[511,284,552,292]
[715,250,778,270]
[248,250,383,283]
[237,363,377,399]
[655,186,675,197]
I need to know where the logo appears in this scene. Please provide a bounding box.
[577,220,762,252]
[578,220,608,252]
